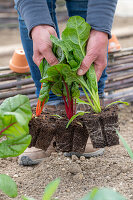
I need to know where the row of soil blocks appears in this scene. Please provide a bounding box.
[29,105,119,153]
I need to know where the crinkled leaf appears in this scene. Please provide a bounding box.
[50,35,69,62]
[62,16,91,63]
[47,64,68,77]
[0,174,18,198]
[71,82,80,98]
[0,134,31,158]
[51,80,63,96]
[41,75,58,83]
[39,83,51,102]
[42,178,60,200]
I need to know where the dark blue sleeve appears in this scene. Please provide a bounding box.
[15,0,55,37]
[86,0,118,38]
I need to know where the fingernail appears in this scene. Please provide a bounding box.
[78,69,83,75]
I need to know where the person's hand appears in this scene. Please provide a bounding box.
[31,25,58,66]
[77,30,108,81]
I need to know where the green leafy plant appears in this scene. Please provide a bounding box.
[0,176,127,200]
[37,15,129,124]
[0,94,32,157]
[81,187,126,200]
[37,16,92,119]
[0,174,18,198]
[0,94,32,198]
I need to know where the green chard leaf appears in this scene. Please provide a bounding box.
[0,135,31,158]
[0,95,32,158]
[39,82,52,102]
[80,188,126,200]
[66,112,90,128]
[50,35,69,62]
[93,188,127,200]
[62,16,91,64]
[42,178,60,200]
[39,59,49,78]
[116,130,133,160]
[51,80,63,96]
[0,174,18,198]
[71,82,80,99]
[0,94,32,132]
[86,64,101,111]
[80,188,98,200]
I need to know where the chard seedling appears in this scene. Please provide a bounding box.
[36,16,92,119]
[36,15,129,125]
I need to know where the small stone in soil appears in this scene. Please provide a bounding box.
[69,163,82,175]
[73,173,84,181]
[80,156,86,161]
[13,174,19,178]
[76,160,81,164]
[72,155,78,162]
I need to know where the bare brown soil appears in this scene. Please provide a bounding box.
[0,105,133,200]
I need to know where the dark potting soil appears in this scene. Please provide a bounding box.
[84,114,106,148]
[29,111,56,151]
[84,104,119,148]
[72,119,89,153]
[28,105,119,153]
[55,118,74,152]
[100,105,119,147]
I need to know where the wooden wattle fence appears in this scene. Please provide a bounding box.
[0,47,133,106]
[0,67,37,106]
[105,47,133,104]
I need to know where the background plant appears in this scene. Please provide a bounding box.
[0,94,32,198]
[0,94,32,157]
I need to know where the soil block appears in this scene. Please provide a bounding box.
[72,119,89,153]
[55,118,74,152]
[29,113,56,151]
[84,114,106,148]
[100,105,119,146]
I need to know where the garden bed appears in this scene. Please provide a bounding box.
[0,104,133,200]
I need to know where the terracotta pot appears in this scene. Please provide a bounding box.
[108,34,121,53]
[9,49,30,73]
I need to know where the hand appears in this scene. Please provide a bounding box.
[31,25,58,66]
[77,30,108,81]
